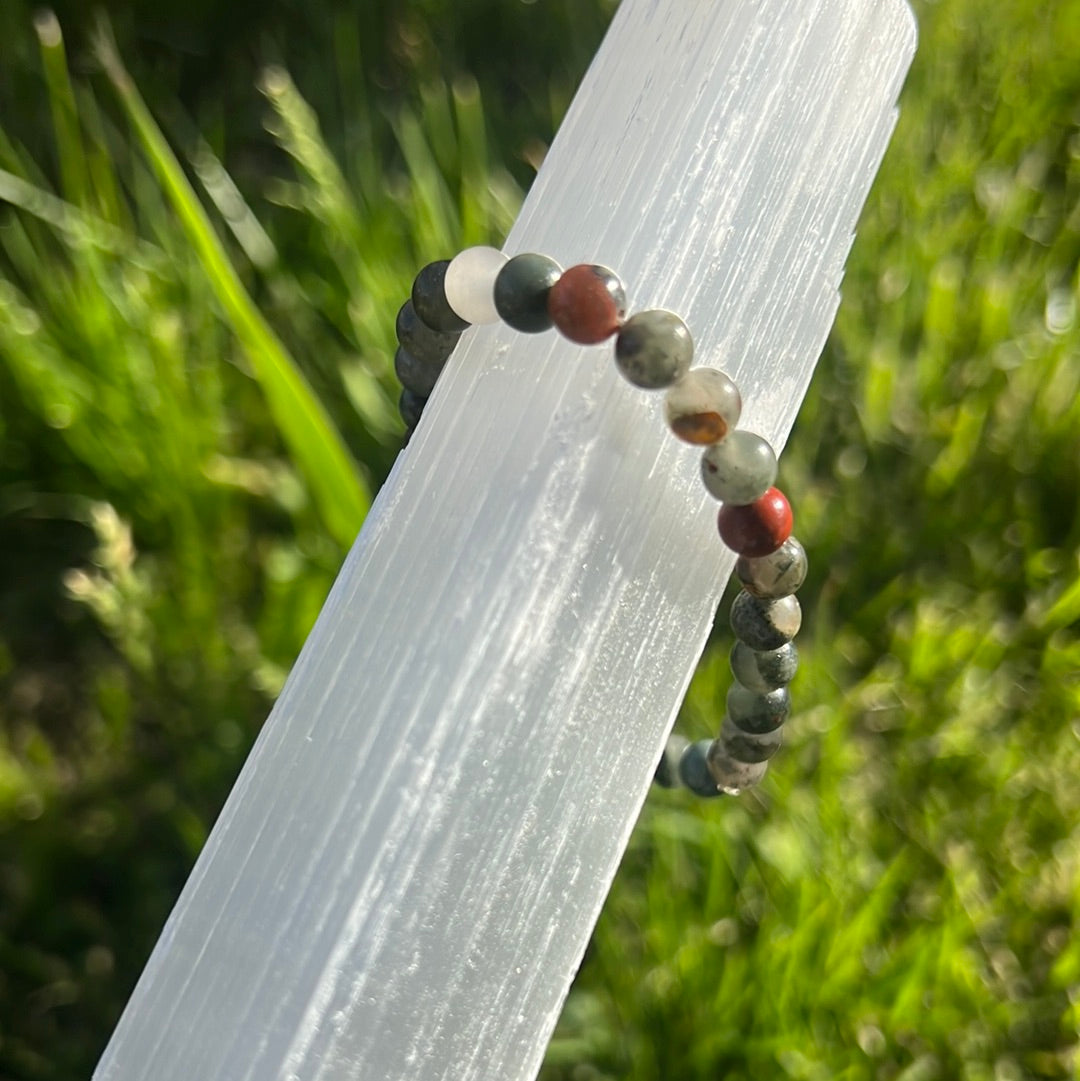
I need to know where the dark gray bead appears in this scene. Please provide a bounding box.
[736,536,808,599]
[654,734,688,789]
[717,715,783,764]
[396,300,461,364]
[729,641,799,693]
[614,309,694,389]
[394,345,445,397]
[725,682,791,734]
[493,253,563,333]
[705,742,769,793]
[730,591,802,651]
[677,739,724,798]
[411,260,470,333]
[399,388,427,429]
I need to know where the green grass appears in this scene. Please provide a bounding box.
[0,0,1078,1078]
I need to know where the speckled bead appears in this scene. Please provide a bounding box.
[396,300,461,365]
[493,253,564,333]
[705,742,769,795]
[394,345,444,398]
[700,430,777,504]
[736,536,808,599]
[547,264,626,344]
[411,260,469,333]
[729,641,799,694]
[717,487,793,557]
[654,734,688,789]
[718,714,783,764]
[399,388,427,430]
[614,310,694,389]
[726,682,791,734]
[677,739,724,798]
[444,246,507,325]
[730,591,802,651]
[664,368,742,444]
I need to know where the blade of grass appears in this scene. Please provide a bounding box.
[93,23,369,549]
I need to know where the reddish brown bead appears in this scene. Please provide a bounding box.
[546,264,626,344]
[717,487,793,557]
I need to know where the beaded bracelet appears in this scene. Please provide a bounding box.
[393,247,807,798]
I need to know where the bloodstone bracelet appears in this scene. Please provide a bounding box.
[393,247,807,799]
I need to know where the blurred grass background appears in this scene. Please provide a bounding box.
[0,0,1077,1078]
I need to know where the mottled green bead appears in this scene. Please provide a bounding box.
[394,345,444,397]
[730,591,802,651]
[493,253,563,333]
[678,739,724,798]
[736,536,808,599]
[654,734,688,789]
[664,368,742,444]
[718,714,783,764]
[396,300,461,364]
[725,682,791,733]
[399,388,427,429]
[701,430,777,504]
[411,260,470,333]
[705,742,769,794]
[729,641,799,693]
[614,310,694,389]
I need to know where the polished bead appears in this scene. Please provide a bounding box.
[717,714,783,764]
[700,430,777,504]
[664,368,742,443]
[730,591,802,651]
[399,388,427,429]
[493,253,563,333]
[394,345,444,397]
[411,260,469,333]
[614,309,693,389]
[654,734,688,789]
[729,641,799,694]
[726,682,791,733]
[705,742,769,794]
[547,264,626,344]
[396,300,461,365]
[444,246,507,324]
[678,739,724,798]
[717,487,793,557]
[736,536,808,599]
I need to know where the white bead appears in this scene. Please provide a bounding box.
[444,246,507,325]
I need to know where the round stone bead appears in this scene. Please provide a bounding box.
[717,487,793,557]
[614,310,693,389]
[726,682,791,733]
[729,641,799,694]
[396,300,461,365]
[654,734,688,789]
[399,388,427,430]
[444,246,507,325]
[730,591,802,651]
[677,739,724,798]
[717,714,783,764]
[547,264,627,344]
[411,260,469,333]
[700,430,777,504]
[736,536,808,599]
[394,345,444,398]
[493,253,563,333]
[664,368,742,444]
[705,742,769,795]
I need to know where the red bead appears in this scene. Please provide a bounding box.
[546,264,626,344]
[717,487,793,557]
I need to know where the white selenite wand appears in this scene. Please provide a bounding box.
[94,2,916,1080]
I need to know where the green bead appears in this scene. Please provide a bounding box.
[494,253,563,333]
[614,309,694,389]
